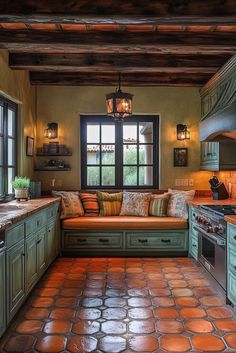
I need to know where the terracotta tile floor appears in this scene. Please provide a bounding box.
[1,257,236,352]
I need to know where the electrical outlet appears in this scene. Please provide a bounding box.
[182,179,189,186]
[175,179,181,186]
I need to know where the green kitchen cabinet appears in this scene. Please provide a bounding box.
[25,233,38,293]
[6,240,25,323]
[0,249,6,337]
[37,227,47,276]
[46,220,58,266]
[188,206,198,260]
[227,222,236,307]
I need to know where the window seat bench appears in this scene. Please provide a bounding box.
[62,216,189,257]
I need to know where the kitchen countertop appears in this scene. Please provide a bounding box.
[187,197,236,206]
[224,215,236,225]
[0,198,60,231]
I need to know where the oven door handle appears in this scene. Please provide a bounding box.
[193,225,226,246]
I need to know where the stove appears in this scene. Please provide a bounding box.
[191,204,236,291]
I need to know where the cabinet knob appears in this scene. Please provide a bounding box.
[161,239,171,243]
[234,235,236,240]
[192,244,197,248]
[37,239,42,244]
[37,220,40,226]
[22,253,25,257]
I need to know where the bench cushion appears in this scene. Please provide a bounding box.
[62,216,188,230]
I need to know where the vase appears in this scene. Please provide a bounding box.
[14,188,29,200]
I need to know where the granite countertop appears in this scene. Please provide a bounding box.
[0,197,60,231]
[224,215,236,225]
[187,197,236,206]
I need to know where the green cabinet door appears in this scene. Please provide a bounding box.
[0,250,6,337]
[46,221,57,266]
[200,142,219,171]
[37,227,47,276]
[25,233,38,293]
[7,240,25,323]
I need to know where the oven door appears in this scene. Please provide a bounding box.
[193,225,226,291]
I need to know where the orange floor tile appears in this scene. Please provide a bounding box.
[0,257,236,352]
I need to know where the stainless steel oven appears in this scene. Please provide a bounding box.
[193,224,226,290]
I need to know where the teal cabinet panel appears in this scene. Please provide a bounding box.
[5,223,24,248]
[37,227,47,276]
[228,246,236,274]
[0,250,6,337]
[25,209,47,237]
[25,233,38,293]
[64,232,123,250]
[126,231,188,250]
[46,221,58,265]
[227,222,236,307]
[7,240,25,323]
[47,203,59,222]
[228,271,236,306]
[228,223,236,247]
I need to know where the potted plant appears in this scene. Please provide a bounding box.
[12,176,30,200]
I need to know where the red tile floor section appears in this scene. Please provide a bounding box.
[1,257,236,352]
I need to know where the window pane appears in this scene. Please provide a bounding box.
[8,167,14,194]
[139,145,153,164]
[87,166,100,186]
[87,124,100,143]
[139,166,153,186]
[0,106,3,134]
[87,145,100,164]
[123,123,137,143]
[0,137,3,165]
[123,166,137,185]
[123,145,137,165]
[7,109,15,137]
[139,122,153,143]
[8,138,15,165]
[102,145,115,165]
[0,167,3,195]
[102,125,115,143]
[102,167,115,186]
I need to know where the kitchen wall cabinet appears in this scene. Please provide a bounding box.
[200,141,236,171]
[0,249,6,337]
[1,201,60,336]
[227,222,236,307]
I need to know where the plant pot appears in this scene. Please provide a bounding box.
[14,188,29,200]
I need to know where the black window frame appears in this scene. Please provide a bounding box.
[80,115,159,189]
[0,96,17,200]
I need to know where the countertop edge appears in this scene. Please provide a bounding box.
[0,198,60,231]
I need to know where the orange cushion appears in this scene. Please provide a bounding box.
[62,216,188,230]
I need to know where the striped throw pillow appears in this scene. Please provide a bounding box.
[149,193,170,216]
[97,191,123,216]
[80,193,99,216]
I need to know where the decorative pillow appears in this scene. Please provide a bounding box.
[120,192,152,217]
[52,191,84,219]
[97,191,123,216]
[167,189,195,219]
[149,193,170,216]
[80,193,99,216]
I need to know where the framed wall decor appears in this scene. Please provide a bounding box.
[173,147,188,167]
[26,136,34,157]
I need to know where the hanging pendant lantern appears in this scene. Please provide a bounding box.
[106,73,133,121]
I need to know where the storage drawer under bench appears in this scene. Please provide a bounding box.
[64,232,123,250]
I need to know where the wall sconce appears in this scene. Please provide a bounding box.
[176,124,190,140]
[44,122,58,139]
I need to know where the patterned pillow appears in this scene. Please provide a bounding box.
[120,192,152,217]
[52,191,84,219]
[149,193,170,216]
[80,193,99,216]
[167,189,195,219]
[97,191,123,216]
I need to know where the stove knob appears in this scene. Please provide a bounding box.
[203,220,209,225]
[213,226,219,233]
[207,227,213,233]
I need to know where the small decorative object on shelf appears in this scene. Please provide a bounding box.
[35,159,71,171]
[37,143,71,156]
[12,176,30,201]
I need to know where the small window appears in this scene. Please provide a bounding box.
[0,96,17,199]
[81,115,159,189]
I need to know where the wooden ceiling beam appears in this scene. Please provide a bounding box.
[9,53,230,72]
[29,71,212,86]
[0,15,236,26]
[1,0,236,16]
[0,30,236,47]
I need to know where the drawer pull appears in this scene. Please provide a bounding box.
[37,220,40,226]
[99,238,109,243]
[161,239,171,243]
[138,239,148,243]
[77,239,87,242]
[22,253,25,257]
[234,235,236,240]
[37,239,42,244]
[192,244,197,248]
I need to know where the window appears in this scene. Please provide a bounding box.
[81,115,159,189]
[0,96,17,198]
